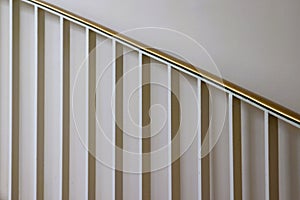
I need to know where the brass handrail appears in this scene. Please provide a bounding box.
[28,0,300,125]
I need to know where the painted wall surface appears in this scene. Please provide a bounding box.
[45,0,300,114]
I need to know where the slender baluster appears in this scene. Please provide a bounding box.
[10,0,20,199]
[111,39,116,200]
[197,79,202,200]
[87,28,96,200]
[229,95,242,200]
[168,65,172,200]
[268,114,279,200]
[115,42,124,200]
[139,52,143,200]
[229,94,234,200]
[142,55,151,200]
[233,97,242,200]
[201,82,210,200]
[35,6,45,200]
[171,68,180,200]
[61,17,70,200]
[0,0,11,199]
[264,112,269,200]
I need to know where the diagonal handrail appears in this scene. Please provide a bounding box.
[26,0,300,126]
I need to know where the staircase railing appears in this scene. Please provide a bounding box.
[0,0,299,200]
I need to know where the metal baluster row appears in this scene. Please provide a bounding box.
[0,0,298,200]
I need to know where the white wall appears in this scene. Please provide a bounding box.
[45,0,300,114]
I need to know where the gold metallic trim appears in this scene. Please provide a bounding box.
[27,0,300,125]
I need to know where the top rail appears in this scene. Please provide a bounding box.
[26,0,300,125]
